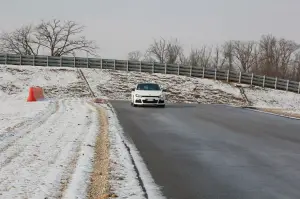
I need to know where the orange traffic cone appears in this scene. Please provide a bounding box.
[27,87,36,102]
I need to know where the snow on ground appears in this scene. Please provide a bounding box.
[0,98,99,198]
[0,91,51,133]
[0,65,91,99]
[2,63,300,198]
[81,69,246,106]
[241,85,300,112]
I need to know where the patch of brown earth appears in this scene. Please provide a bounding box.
[87,105,116,199]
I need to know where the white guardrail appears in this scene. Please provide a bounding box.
[0,53,299,94]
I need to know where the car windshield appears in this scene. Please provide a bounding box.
[137,83,160,90]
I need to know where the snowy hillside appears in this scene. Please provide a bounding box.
[0,65,91,100]
[81,68,246,106]
[1,64,300,110]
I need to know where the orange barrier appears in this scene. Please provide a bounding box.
[27,87,45,102]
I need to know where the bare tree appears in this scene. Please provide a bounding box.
[36,19,97,56]
[258,34,299,78]
[147,37,182,64]
[0,25,40,55]
[188,46,212,68]
[212,45,226,69]
[128,50,142,61]
[178,51,189,65]
[291,52,300,81]
[222,41,235,71]
[233,41,256,72]
[0,19,98,56]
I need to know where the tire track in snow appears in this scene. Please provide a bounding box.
[0,100,58,151]
[0,100,60,168]
[0,99,97,199]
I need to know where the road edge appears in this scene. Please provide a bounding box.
[240,106,300,120]
[104,102,167,199]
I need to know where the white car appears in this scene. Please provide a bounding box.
[131,83,166,107]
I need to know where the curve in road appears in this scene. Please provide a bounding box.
[110,101,300,199]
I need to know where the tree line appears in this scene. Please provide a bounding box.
[128,36,300,81]
[1,19,300,81]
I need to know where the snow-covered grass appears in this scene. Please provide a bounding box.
[0,98,100,198]
[0,91,52,133]
[81,69,246,106]
[0,65,91,99]
[240,85,300,113]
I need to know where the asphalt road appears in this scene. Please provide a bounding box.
[110,101,300,199]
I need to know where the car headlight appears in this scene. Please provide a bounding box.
[159,94,165,99]
[135,94,141,97]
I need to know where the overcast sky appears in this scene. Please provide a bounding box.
[0,0,299,59]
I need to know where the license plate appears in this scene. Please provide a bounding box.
[145,98,154,101]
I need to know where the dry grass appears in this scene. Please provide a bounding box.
[259,108,300,118]
[87,105,112,199]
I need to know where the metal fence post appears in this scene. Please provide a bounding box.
[5,54,7,65]
[60,56,62,67]
[250,73,254,85]
[177,64,180,75]
[20,54,21,65]
[190,65,192,77]
[100,59,103,69]
[226,70,229,82]
[87,58,89,68]
[127,60,129,71]
[139,61,141,72]
[298,82,300,94]
[152,62,154,73]
[165,63,167,74]
[113,60,116,70]
[47,56,49,66]
[33,55,35,66]
[202,67,205,78]
[262,75,265,87]
[275,77,277,89]
[214,68,217,80]
[239,72,242,83]
[74,57,76,68]
[286,80,289,91]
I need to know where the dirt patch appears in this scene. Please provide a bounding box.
[259,108,300,118]
[87,105,112,199]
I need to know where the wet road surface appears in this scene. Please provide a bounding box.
[110,101,300,199]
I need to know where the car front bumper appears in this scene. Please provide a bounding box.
[134,97,165,105]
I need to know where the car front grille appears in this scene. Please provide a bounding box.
[142,99,158,103]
